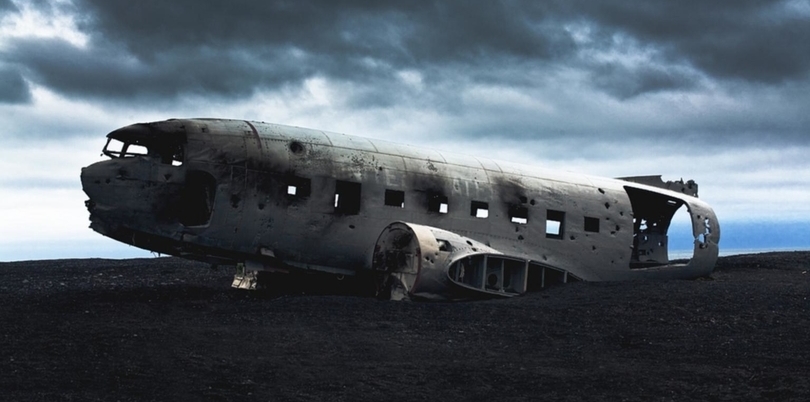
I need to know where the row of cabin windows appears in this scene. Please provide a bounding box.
[285,178,602,239]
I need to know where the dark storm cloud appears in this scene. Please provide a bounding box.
[590,63,699,99]
[0,65,31,103]
[6,0,576,103]
[0,0,16,11]
[9,38,318,100]
[5,0,810,103]
[75,0,565,66]
[572,0,810,83]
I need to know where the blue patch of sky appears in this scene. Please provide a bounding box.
[668,220,810,256]
[0,238,152,262]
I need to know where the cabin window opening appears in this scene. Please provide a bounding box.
[385,189,405,208]
[428,194,449,214]
[546,210,565,239]
[584,217,600,233]
[153,143,184,166]
[286,177,311,198]
[334,180,361,215]
[470,201,489,218]
[509,205,529,224]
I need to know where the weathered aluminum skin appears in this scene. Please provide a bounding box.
[81,118,721,300]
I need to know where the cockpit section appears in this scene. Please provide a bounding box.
[81,122,198,248]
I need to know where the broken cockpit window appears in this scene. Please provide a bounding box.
[102,124,186,166]
[103,139,148,157]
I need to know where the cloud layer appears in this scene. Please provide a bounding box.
[2,1,806,146]
[6,1,810,102]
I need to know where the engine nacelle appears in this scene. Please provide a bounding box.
[372,222,579,300]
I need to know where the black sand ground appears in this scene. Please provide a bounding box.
[1,252,808,401]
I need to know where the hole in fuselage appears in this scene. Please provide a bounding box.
[179,171,216,227]
[289,141,305,155]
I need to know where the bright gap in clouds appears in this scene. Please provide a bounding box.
[0,84,125,142]
[0,0,88,49]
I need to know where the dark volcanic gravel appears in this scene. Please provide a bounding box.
[1,252,808,401]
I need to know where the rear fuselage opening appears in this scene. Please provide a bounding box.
[625,186,687,268]
[624,185,718,268]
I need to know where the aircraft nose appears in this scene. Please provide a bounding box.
[79,158,147,219]
[80,161,119,235]
[80,160,115,203]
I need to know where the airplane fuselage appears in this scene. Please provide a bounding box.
[81,119,720,299]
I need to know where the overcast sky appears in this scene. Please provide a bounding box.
[1,0,809,260]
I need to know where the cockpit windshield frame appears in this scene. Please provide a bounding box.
[102,133,185,166]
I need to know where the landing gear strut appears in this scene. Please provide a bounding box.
[231,263,258,290]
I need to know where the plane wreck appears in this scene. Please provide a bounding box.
[81,119,720,300]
